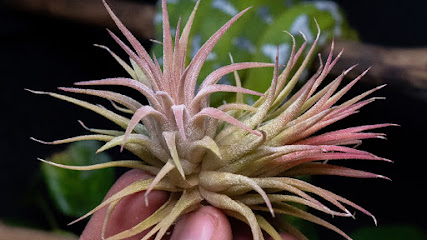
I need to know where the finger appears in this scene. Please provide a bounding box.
[80,169,169,240]
[170,206,232,240]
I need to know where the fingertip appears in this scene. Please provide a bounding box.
[170,206,232,240]
[203,206,232,240]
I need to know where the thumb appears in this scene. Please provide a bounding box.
[170,206,232,240]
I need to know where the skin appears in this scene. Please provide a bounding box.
[81,169,298,240]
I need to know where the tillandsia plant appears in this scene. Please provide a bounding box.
[30,0,394,239]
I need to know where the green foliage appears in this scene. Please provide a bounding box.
[244,3,356,100]
[41,141,114,218]
[153,0,357,105]
[350,224,427,240]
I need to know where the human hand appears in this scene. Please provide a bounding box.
[81,169,298,240]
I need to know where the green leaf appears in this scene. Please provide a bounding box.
[244,2,356,102]
[350,224,427,240]
[41,141,114,217]
[152,0,358,106]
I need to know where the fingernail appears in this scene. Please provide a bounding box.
[171,211,215,240]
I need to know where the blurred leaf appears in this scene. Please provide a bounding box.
[153,0,358,105]
[244,2,357,103]
[350,224,426,240]
[41,141,114,218]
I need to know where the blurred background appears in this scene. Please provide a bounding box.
[1,0,426,239]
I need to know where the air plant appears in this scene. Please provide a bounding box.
[31,0,394,239]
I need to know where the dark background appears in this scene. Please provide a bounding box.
[1,0,426,238]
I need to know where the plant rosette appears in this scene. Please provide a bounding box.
[32,0,394,239]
